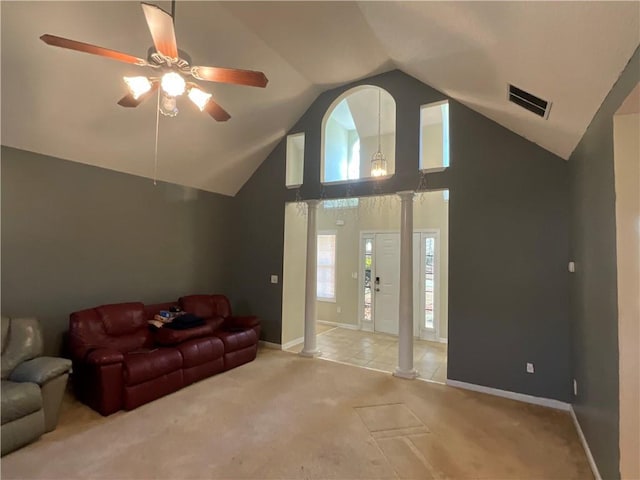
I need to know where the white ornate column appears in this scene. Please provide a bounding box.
[394,191,417,379]
[300,199,321,357]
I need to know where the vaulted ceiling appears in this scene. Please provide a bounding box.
[2,2,638,195]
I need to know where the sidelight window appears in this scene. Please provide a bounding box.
[317,233,336,301]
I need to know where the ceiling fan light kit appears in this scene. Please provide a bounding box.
[39,1,268,122]
[187,87,212,112]
[123,76,153,100]
[160,71,185,97]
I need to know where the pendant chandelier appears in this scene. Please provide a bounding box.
[370,88,388,177]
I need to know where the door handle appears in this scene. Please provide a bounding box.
[375,276,380,292]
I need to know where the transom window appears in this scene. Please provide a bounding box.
[322,86,396,183]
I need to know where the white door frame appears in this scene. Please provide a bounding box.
[358,229,440,338]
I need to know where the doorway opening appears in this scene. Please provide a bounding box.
[281,191,449,383]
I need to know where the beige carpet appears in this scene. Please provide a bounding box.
[1,349,592,479]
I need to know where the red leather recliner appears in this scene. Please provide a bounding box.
[179,295,261,371]
[69,295,258,416]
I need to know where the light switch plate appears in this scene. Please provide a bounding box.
[270,275,278,284]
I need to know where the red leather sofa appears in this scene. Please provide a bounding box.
[69,295,260,416]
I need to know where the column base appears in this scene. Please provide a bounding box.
[299,349,322,358]
[393,368,418,380]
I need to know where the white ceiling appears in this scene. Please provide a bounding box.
[2,2,638,195]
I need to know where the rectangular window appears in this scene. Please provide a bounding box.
[286,133,305,188]
[424,236,436,329]
[317,233,336,301]
[363,237,373,321]
[419,101,450,171]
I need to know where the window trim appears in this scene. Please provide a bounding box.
[417,230,441,341]
[358,233,375,329]
[320,85,396,185]
[419,100,450,173]
[285,132,305,189]
[317,230,337,302]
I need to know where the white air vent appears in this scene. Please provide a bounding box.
[508,84,551,119]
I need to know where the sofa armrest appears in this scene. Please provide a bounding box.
[226,315,260,329]
[85,348,124,366]
[9,356,72,386]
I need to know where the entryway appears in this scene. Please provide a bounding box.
[281,191,449,383]
[285,327,447,382]
[362,231,442,341]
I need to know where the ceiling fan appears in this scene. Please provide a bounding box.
[40,1,268,121]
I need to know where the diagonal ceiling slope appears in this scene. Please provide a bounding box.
[2,2,638,195]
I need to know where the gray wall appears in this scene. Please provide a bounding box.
[233,70,572,401]
[1,146,235,355]
[569,46,639,480]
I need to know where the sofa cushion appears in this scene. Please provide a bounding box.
[179,295,216,319]
[179,295,232,319]
[1,380,42,425]
[177,337,224,368]
[154,324,213,346]
[214,329,257,353]
[123,348,182,386]
[97,303,146,336]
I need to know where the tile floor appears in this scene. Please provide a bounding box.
[286,325,447,383]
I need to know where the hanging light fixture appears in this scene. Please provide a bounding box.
[370,88,388,177]
[123,76,152,99]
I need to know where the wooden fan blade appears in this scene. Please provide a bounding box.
[191,66,268,88]
[205,99,231,122]
[40,34,147,66]
[117,82,159,108]
[141,2,178,59]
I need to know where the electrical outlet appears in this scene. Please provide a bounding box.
[526,362,535,374]
[573,379,578,396]
[270,275,278,284]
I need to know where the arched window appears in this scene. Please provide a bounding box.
[322,86,396,183]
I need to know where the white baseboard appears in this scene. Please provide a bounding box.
[360,322,374,332]
[282,336,304,350]
[317,320,359,330]
[445,379,571,411]
[419,333,448,343]
[570,406,602,480]
[259,341,282,350]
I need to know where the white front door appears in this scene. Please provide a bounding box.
[373,233,400,335]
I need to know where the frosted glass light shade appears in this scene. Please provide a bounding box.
[123,76,152,99]
[161,72,186,97]
[188,87,211,111]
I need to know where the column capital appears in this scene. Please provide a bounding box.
[397,190,415,201]
[306,199,321,208]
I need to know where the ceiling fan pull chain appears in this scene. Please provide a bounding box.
[153,88,161,186]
